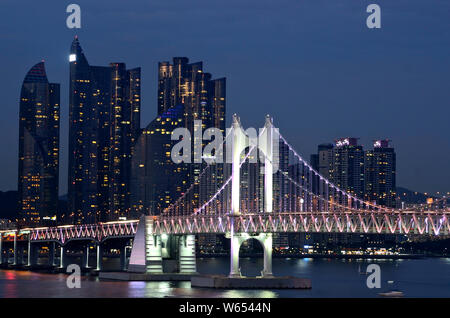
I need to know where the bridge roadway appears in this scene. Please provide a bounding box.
[0,220,137,270]
[1,210,448,245]
[153,211,450,236]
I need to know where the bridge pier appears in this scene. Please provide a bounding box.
[178,235,196,273]
[128,216,163,273]
[96,244,103,271]
[13,232,18,265]
[161,234,171,258]
[120,245,128,271]
[128,216,202,275]
[48,242,55,267]
[229,233,273,277]
[229,232,241,277]
[59,246,65,268]
[27,241,38,267]
[82,244,92,269]
[261,233,273,277]
[146,234,163,273]
[5,247,10,265]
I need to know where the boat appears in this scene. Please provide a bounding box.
[378,281,404,297]
[378,290,404,297]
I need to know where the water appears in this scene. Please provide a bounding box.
[0,257,449,298]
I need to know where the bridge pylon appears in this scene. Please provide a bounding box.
[128,215,197,274]
[229,115,275,277]
[230,114,250,216]
[128,215,163,273]
[178,235,197,273]
[228,232,273,277]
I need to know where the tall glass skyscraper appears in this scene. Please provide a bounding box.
[158,57,226,134]
[311,138,396,208]
[364,140,396,207]
[131,57,226,216]
[68,36,140,224]
[159,58,226,212]
[332,138,365,199]
[130,105,185,215]
[18,61,60,225]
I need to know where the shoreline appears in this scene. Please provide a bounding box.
[1,254,446,273]
[0,255,446,276]
[198,253,430,259]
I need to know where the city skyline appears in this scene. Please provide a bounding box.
[0,1,449,303]
[0,0,449,195]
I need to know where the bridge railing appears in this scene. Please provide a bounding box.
[153,211,449,236]
[8,220,140,244]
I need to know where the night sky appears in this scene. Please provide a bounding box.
[0,0,449,195]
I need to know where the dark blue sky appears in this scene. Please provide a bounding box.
[0,0,449,195]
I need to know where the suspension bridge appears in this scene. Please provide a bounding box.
[1,114,448,277]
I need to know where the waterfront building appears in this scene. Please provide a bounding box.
[197,234,222,253]
[68,36,140,224]
[273,233,289,248]
[332,138,365,199]
[317,143,334,180]
[364,139,396,207]
[130,105,185,215]
[311,143,334,198]
[131,57,226,215]
[157,58,226,133]
[18,62,60,225]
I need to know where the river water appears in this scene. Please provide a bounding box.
[0,257,449,298]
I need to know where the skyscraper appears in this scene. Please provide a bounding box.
[18,62,60,225]
[157,57,226,134]
[317,143,334,180]
[131,57,226,216]
[130,105,185,215]
[332,138,365,199]
[108,63,141,220]
[310,143,334,200]
[364,140,396,207]
[68,37,140,224]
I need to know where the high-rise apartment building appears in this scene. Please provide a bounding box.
[132,57,226,215]
[130,105,185,215]
[364,140,396,207]
[311,137,397,208]
[317,143,334,180]
[332,138,365,199]
[18,62,60,225]
[68,37,140,224]
[157,57,226,134]
[108,63,141,220]
[311,143,334,180]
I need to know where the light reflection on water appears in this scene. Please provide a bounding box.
[0,257,448,298]
[221,290,279,298]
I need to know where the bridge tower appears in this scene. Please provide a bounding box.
[128,215,197,274]
[229,114,274,277]
[128,215,163,273]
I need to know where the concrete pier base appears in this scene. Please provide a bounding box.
[179,235,196,273]
[99,271,196,281]
[191,275,312,289]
